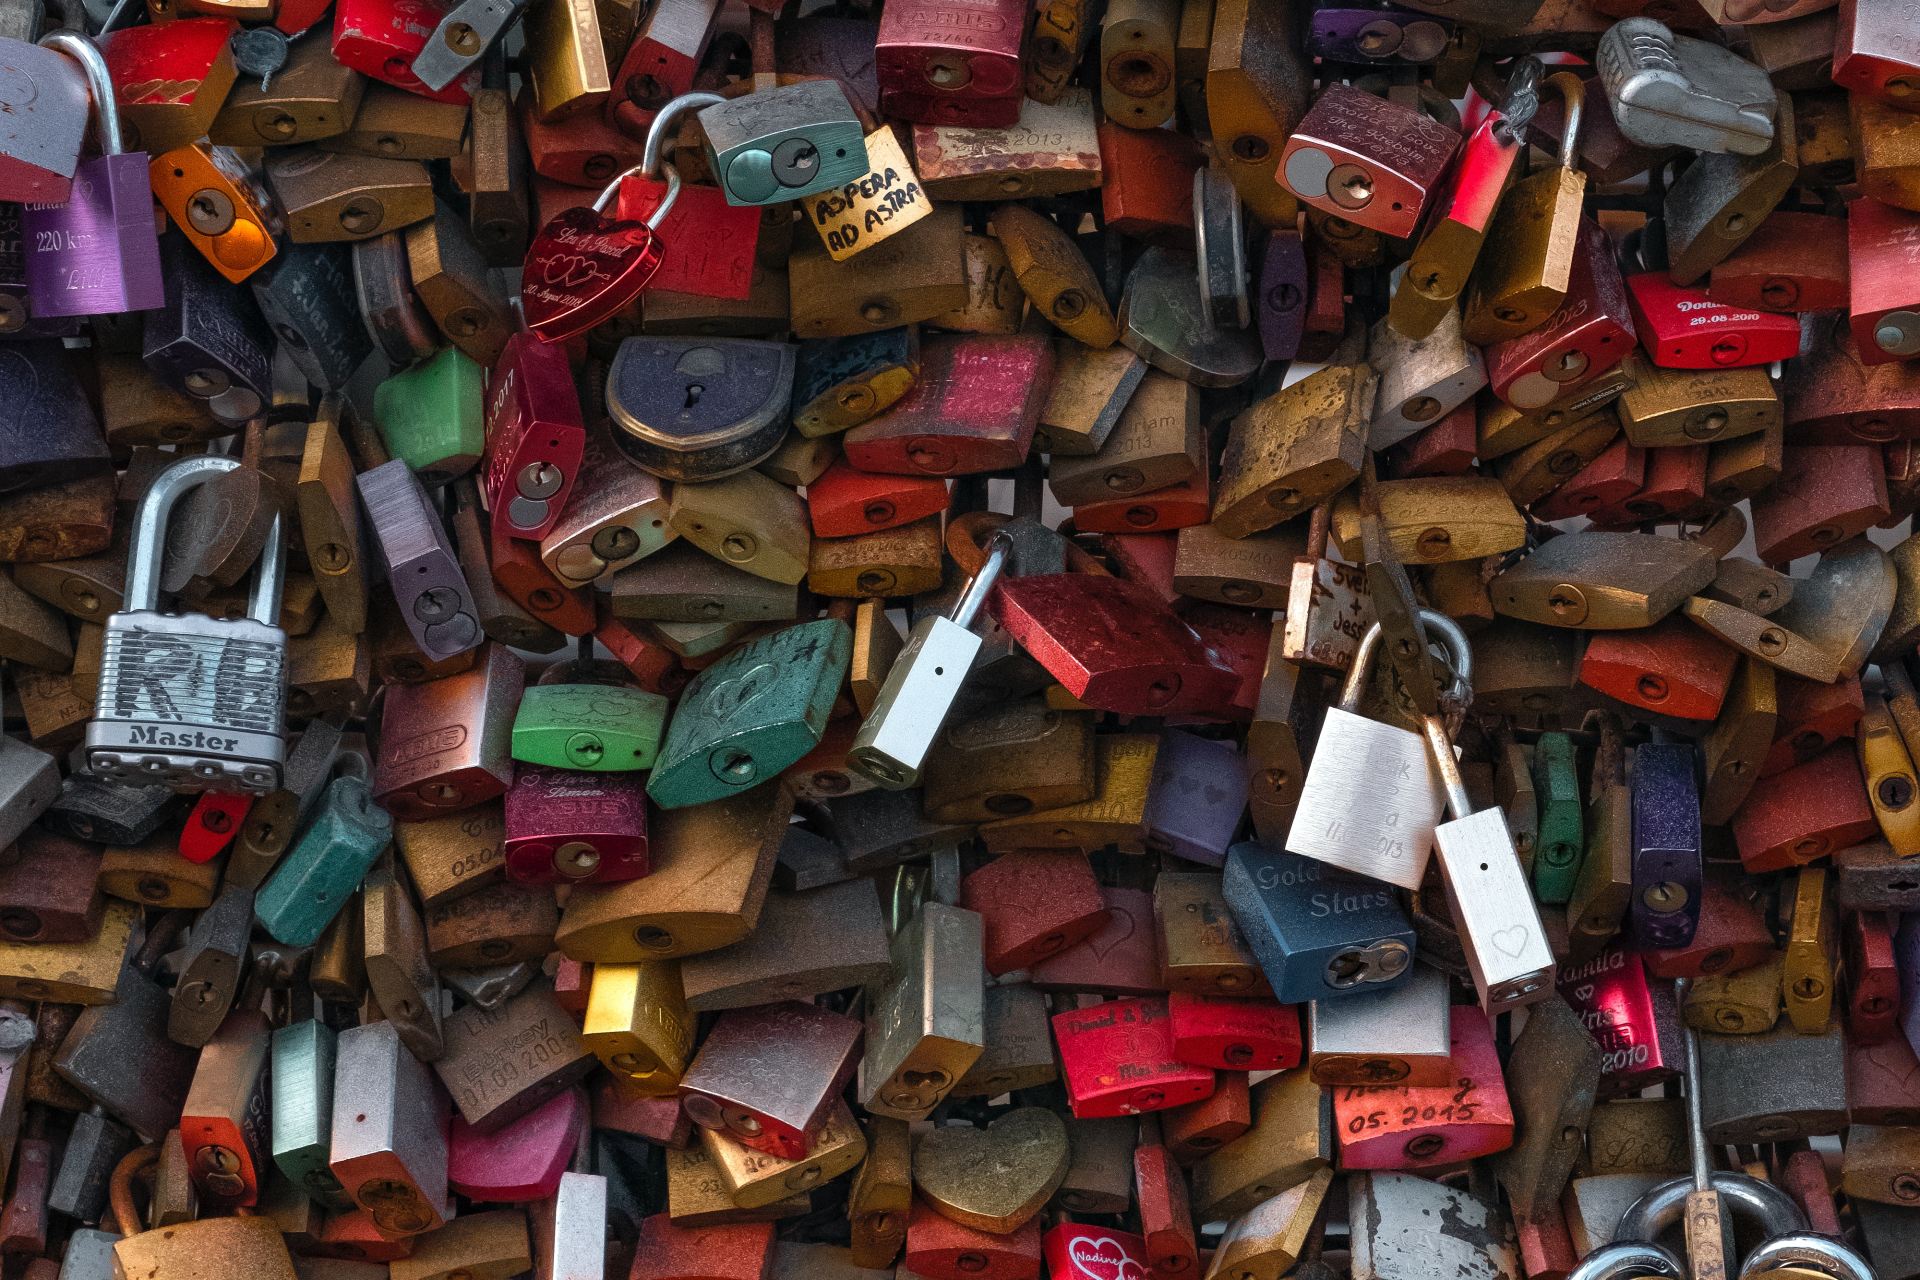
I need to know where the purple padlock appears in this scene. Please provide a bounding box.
[1254,230,1308,363]
[1307,4,1454,63]
[0,205,81,339]
[1627,742,1703,951]
[20,31,164,319]
[1143,729,1249,867]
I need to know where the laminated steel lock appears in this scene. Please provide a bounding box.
[86,455,288,794]
[21,32,164,318]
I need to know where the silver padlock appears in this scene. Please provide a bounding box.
[1736,1235,1876,1280]
[1285,611,1459,891]
[1367,309,1487,450]
[1348,1172,1523,1280]
[1566,1242,1685,1280]
[1596,18,1777,156]
[848,531,1013,790]
[1418,656,1557,1012]
[86,455,288,794]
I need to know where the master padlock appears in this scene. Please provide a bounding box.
[1285,611,1461,891]
[86,455,288,794]
[20,32,164,319]
[847,530,1010,791]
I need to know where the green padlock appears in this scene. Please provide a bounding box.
[1531,731,1584,906]
[372,346,485,486]
[271,1019,355,1212]
[256,774,394,946]
[647,618,852,811]
[512,685,670,772]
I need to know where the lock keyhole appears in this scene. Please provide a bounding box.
[684,382,704,408]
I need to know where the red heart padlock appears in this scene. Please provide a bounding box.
[521,89,723,344]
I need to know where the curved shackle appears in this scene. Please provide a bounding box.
[1566,1241,1687,1280]
[39,31,122,158]
[1546,71,1585,169]
[1737,1235,1877,1280]
[950,530,1014,631]
[1613,1175,1808,1253]
[125,455,287,626]
[593,91,728,222]
[1338,607,1475,714]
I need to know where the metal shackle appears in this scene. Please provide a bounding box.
[1737,1235,1877,1280]
[39,31,123,158]
[1338,606,1475,713]
[592,91,728,222]
[1612,1174,1807,1253]
[124,454,287,627]
[1567,1241,1687,1280]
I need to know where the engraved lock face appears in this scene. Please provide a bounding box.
[520,206,664,344]
[874,0,1026,128]
[502,763,650,885]
[1221,844,1418,1005]
[1277,85,1463,241]
[1051,996,1217,1117]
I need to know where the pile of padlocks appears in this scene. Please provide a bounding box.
[14,0,1920,1275]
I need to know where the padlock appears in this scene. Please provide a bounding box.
[1486,219,1636,414]
[914,91,1102,204]
[357,458,483,662]
[1368,310,1486,451]
[1707,211,1849,315]
[874,0,1026,128]
[501,763,649,885]
[1558,949,1685,1096]
[329,1019,447,1239]
[178,1008,270,1208]
[1578,617,1738,721]
[1307,963,1451,1087]
[373,346,485,483]
[403,208,513,367]
[272,1018,354,1211]
[209,34,364,147]
[1202,0,1307,229]
[1598,17,1777,155]
[1278,84,1460,241]
[150,142,278,285]
[1697,1016,1846,1142]
[1735,741,1879,872]
[681,1000,859,1163]
[446,1087,583,1204]
[432,982,592,1133]
[0,831,101,945]
[1390,104,1524,342]
[1285,614,1456,890]
[1333,1003,1513,1171]
[521,93,711,343]
[541,430,675,589]
[1624,742,1702,952]
[1625,271,1803,369]
[1188,1068,1326,1222]
[1118,244,1263,388]
[1849,197,1920,366]
[1782,865,1838,1034]
[1349,1172,1522,1279]
[697,79,868,208]
[841,334,1051,477]
[85,455,288,793]
[555,781,790,961]
[791,329,921,439]
[847,532,1008,789]
[20,33,164,318]
[370,641,522,819]
[1222,842,1415,1004]
[606,336,795,482]
[1848,909,1902,1043]
[1142,729,1250,866]
[679,878,889,1009]
[512,672,667,772]
[1051,995,1215,1118]
[269,147,434,243]
[1833,0,1920,108]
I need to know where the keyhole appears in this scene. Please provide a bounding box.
[684,383,704,408]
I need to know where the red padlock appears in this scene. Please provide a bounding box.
[606,0,719,137]
[1486,220,1635,413]
[484,332,586,544]
[1625,272,1800,369]
[1847,1032,1920,1126]
[1165,992,1301,1071]
[1072,473,1213,535]
[1160,1071,1251,1162]
[1531,437,1645,522]
[330,0,472,103]
[1132,1140,1197,1279]
[1044,1223,1155,1280]
[501,764,650,885]
[990,574,1240,716]
[1590,443,1707,526]
[631,1215,775,1280]
[490,530,597,637]
[1333,1005,1514,1170]
[1749,445,1891,564]
[874,0,1027,128]
[1708,211,1850,315]
[1848,909,1902,1044]
[447,1087,585,1202]
[179,791,251,864]
[1385,401,1479,479]
[1848,197,1920,366]
[1578,616,1737,721]
[842,335,1054,476]
[1732,742,1879,872]
[807,459,951,538]
[959,850,1108,976]
[1030,886,1164,995]
[1051,996,1216,1118]
[1643,877,1773,980]
[616,172,762,301]
[1556,949,1683,1097]
[905,1201,1042,1280]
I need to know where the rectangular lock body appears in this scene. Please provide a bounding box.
[1285,707,1444,890]
[1307,963,1453,1087]
[1222,843,1415,1005]
[1051,996,1216,1118]
[272,1019,354,1211]
[181,1010,272,1209]
[860,901,985,1120]
[330,1020,448,1239]
[681,1001,861,1160]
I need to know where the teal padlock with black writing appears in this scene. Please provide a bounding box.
[647,618,852,810]
[255,774,392,946]
[372,346,486,486]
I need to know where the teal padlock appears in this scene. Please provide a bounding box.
[255,774,393,946]
[372,346,485,486]
[270,1019,354,1212]
[511,684,670,771]
[1532,731,1584,906]
[647,618,852,810]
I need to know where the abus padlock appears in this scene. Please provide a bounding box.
[605,336,796,481]
[1221,842,1415,1005]
[87,455,287,794]
[1286,615,1456,890]
[697,79,868,207]
[847,531,1009,791]
[1276,84,1461,241]
[503,765,649,884]
[874,0,1026,128]
[1597,18,1778,156]
[680,1001,860,1160]
[20,32,165,319]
